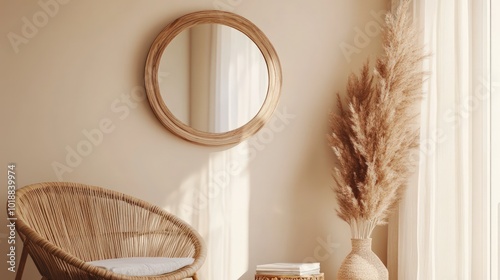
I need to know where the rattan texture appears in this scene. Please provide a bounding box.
[12,182,206,280]
[336,239,387,280]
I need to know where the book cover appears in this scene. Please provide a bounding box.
[256,263,320,275]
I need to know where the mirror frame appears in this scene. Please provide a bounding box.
[144,10,282,146]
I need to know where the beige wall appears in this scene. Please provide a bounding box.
[0,0,389,279]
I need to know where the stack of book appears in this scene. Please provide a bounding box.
[255,262,321,276]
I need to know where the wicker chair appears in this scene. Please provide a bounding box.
[12,182,206,280]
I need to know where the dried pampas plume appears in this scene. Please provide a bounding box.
[328,0,426,238]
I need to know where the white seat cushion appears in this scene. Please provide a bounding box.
[87,257,194,276]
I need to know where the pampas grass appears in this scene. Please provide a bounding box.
[328,1,425,239]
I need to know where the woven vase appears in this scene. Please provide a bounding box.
[337,238,388,280]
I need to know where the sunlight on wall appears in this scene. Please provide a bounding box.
[163,143,251,279]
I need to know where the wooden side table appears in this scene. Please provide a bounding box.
[255,273,324,280]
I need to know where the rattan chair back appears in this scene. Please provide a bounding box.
[13,182,206,280]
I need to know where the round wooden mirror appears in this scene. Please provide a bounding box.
[144,10,282,146]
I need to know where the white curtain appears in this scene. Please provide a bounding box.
[213,24,268,133]
[390,0,491,279]
[492,1,500,278]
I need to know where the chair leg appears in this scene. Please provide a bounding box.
[15,244,29,280]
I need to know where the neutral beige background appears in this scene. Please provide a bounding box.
[1,0,389,279]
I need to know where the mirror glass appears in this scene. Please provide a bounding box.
[145,10,282,145]
[158,24,269,133]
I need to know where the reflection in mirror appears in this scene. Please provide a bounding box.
[145,10,282,145]
[159,24,268,133]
